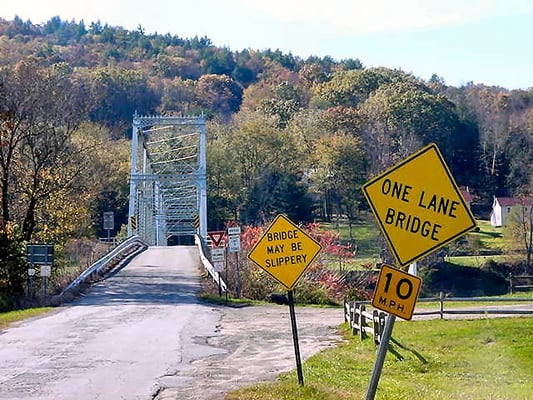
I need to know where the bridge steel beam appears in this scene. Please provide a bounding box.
[128,114,207,245]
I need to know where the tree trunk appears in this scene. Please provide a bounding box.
[22,197,37,241]
[1,174,10,226]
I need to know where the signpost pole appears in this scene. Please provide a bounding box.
[43,275,47,298]
[29,274,33,300]
[366,314,396,400]
[225,246,228,301]
[287,289,304,386]
[28,267,35,301]
[235,252,241,298]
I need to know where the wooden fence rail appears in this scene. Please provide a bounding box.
[344,302,387,344]
[345,292,532,344]
[509,275,533,294]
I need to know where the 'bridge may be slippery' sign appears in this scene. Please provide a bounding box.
[247,214,322,290]
[363,143,476,267]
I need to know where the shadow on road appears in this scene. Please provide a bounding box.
[74,268,202,307]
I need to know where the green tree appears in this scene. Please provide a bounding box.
[200,46,236,76]
[0,222,26,305]
[312,67,419,108]
[207,111,310,226]
[358,81,462,175]
[310,133,366,231]
[257,81,304,128]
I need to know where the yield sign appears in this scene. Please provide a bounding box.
[362,143,476,267]
[208,231,225,247]
[247,214,322,290]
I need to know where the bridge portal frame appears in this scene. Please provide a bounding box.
[128,114,207,245]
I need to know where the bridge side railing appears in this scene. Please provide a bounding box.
[195,234,227,293]
[57,235,149,301]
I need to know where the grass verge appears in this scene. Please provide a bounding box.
[0,307,54,330]
[416,290,533,309]
[226,317,533,400]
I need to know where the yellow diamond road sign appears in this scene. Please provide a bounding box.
[363,143,476,267]
[247,214,322,290]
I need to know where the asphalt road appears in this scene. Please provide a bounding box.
[0,246,223,400]
[0,247,344,400]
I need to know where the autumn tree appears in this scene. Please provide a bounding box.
[87,66,160,135]
[159,77,197,114]
[194,74,242,119]
[0,61,87,236]
[0,60,103,297]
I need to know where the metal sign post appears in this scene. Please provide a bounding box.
[366,263,420,400]
[228,226,241,297]
[287,289,304,386]
[28,268,36,300]
[211,248,225,297]
[40,265,52,297]
[366,314,396,400]
[27,244,54,299]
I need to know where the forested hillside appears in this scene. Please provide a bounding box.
[0,16,531,303]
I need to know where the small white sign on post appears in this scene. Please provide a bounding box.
[228,235,241,253]
[212,248,225,272]
[227,225,241,253]
[213,262,224,272]
[212,248,225,261]
[40,265,51,277]
[227,226,241,235]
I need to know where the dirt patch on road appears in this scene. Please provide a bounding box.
[155,304,345,400]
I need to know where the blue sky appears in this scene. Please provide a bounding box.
[2,0,532,89]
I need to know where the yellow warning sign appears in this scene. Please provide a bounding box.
[363,143,476,267]
[372,264,421,320]
[247,214,322,290]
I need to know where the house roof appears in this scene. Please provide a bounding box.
[495,197,533,207]
[460,188,473,203]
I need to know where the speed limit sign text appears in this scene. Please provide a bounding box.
[372,264,422,320]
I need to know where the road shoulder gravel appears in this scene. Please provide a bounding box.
[155,304,345,400]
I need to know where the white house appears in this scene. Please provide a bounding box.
[490,196,532,227]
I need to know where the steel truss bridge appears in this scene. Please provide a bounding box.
[127,114,207,245]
